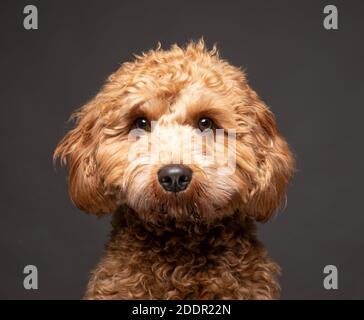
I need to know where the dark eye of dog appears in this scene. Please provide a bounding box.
[134,117,151,131]
[198,117,214,131]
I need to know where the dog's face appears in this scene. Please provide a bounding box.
[54,41,294,225]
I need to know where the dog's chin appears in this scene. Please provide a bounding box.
[124,192,238,227]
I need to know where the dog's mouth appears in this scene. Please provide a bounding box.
[129,189,236,226]
[121,164,241,225]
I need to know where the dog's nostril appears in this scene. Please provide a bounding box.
[161,176,172,184]
[178,175,190,184]
[157,165,192,193]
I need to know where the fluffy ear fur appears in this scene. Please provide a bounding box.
[54,99,117,215]
[242,85,294,222]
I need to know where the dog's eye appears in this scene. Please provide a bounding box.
[134,117,151,131]
[198,117,214,131]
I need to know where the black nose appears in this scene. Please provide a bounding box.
[157,165,192,193]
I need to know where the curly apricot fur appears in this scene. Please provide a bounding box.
[54,40,294,300]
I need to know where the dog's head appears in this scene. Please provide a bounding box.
[54,41,294,225]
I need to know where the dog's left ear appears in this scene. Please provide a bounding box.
[241,85,294,222]
[54,100,117,215]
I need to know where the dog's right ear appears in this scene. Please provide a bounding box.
[53,99,117,215]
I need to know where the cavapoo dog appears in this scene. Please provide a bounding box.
[54,40,294,300]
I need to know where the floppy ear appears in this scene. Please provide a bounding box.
[243,85,294,222]
[54,100,117,215]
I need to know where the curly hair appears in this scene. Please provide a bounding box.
[54,40,294,299]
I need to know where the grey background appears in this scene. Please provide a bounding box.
[1,0,363,299]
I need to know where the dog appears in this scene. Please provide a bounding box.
[54,40,294,299]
